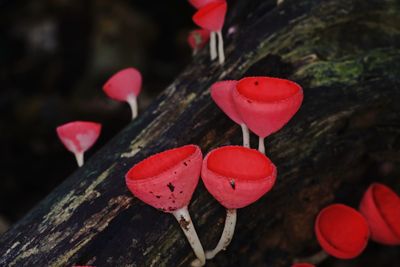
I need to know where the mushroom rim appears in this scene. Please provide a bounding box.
[56,121,102,136]
[203,145,277,182]
[234,76,303,104]
[126,145,201,183]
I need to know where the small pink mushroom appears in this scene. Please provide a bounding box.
[232,77,303,153]
[125,145,206,266]
[210,80,250,147]
[103,67,142,120]
[193,1,227,64]
[199,146,276,261]
[56,121,102,167]
[188,29,210,55]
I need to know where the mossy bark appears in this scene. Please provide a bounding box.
[1,0,400,266]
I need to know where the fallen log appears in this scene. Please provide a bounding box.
[1,0,400,266]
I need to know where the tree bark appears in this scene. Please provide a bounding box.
[1,0,400,266]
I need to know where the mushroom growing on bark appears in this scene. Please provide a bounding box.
[232,77,303,153]
[188,29,210,55]
[359,183,400,245]
[103,67,142,120]
[210,80,250,147]
[56,121,101,167]
[197,146,276,262]
[315,204,370,259]
[125,145,206,266]
[193,1,227,64]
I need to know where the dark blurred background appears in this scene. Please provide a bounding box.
[0,0,195,233]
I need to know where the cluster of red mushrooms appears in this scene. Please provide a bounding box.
[293,182,400,267]
[54,1,399,266]
[188,0,228,64]
[123,74,303,267]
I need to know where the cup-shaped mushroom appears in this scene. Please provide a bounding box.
[202,146,277,209]
[210,81,250,147]
[233,77,303,153]
[125,145,206,266]
[195,146,276,262]
[193,1,227,32]
[188,29,210,55]
[193,1,227,64]
[103,67,142,120]
[126,145,202,212]
[359,183,400,245]
[211,81,241,125]
[315,204,370,259]
[56,121,102,167]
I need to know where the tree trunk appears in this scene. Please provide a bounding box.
[1,0,400,266]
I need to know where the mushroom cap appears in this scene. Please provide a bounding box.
[359,183,400,245]
[232,77,303,138]
[291,264,315,267]
[192,1,227,32]
[201,146,276,209]
[189,0,224,9]
[125,145,202,213]
[210,80,243,125]
[56,121,101,154]
[315,204,369,259]
[103,67,142,102]
[188,29,210,51]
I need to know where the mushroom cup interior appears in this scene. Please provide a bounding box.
[372,184,400,237]
[207,146,273,180]
[237,77,301,102]
[318,204,369,254]
[127,145,197,181]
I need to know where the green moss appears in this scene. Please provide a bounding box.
[294,59,364,87]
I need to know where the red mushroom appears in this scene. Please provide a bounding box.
[359,183,400,245]
[125,145,206,266]
[199,146,276,260]
[315,204,369,259]
[56,121,101,167]
[210,80,249,147]
[232,77,303,153]
[189,0,223,9]
[193,1,227,64]
[188,29,210,55]
[291,264,315,267]
[103,67,142,120]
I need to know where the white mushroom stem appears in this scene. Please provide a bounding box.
[210,31,217,60]
[277,0,284,5]
[294,250,329,265]
[127,94,138,120]
[74,151,84,167]
[217,30,225,64]
[205,209,237,259]
[258,137,265,154]
[240,123,250,148]
[172,206,206,267]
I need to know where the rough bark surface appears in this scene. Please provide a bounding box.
[1,0,400,266]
